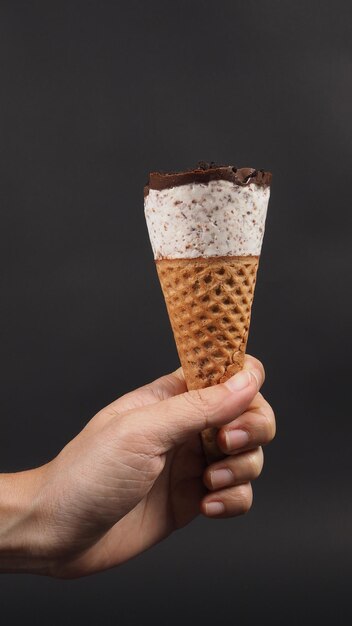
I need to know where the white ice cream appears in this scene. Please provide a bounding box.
[145,179,270,259]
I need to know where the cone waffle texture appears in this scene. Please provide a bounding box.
[156,255,259,462]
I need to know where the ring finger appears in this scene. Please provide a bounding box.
[203,446,264,491]
[201,482,254,518]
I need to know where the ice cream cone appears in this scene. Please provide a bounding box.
[156,255,258,461]
[144,163,271,463]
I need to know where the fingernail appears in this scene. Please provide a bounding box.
[210,468,233,489]
[205,501,225,516]
[225,370,252,392]
[225,429,249,451]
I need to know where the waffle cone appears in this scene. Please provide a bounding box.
[156,255,259,463]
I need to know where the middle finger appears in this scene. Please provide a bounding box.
[217,393,276,455]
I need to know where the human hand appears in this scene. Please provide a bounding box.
[2,355,275,578]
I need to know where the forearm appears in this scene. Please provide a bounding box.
[0,467,54,575]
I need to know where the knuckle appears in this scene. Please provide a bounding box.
[110,414,129,445]
[203,469,213,491]
[182,389,213,425]
[114,415,159,459]
[259,406,276,443]
[247,448,264,478]
[247,355,265,381]
[261,362,266,382]
[236,484,253,515]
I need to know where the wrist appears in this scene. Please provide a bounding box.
[0,465,56,575]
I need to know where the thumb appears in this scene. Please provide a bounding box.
[131,363,264,454]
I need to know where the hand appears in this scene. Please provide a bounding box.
[1,355,275,578]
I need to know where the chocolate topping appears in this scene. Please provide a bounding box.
[144,162,272,196]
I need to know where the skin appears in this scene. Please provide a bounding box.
[0,355,275,579]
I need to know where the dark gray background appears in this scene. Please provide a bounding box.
[1,1,351,624]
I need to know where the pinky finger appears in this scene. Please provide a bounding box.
[201,483,253,519]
